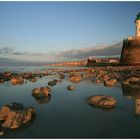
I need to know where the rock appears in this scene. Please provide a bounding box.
[122,80,129,85]
[122,76,140,85]
[103,75,110,81]
[39,75,43,78]
[29,78,37,82]
[0,79,4,84]
[32,86,51,97]
[48,79,62,86]
[67,85,76,91]
[92,78,101,84]
[69,72,81,83]
[48,81,57,86]
[59,74,65,79]
[10,77,24,85]
[53,79,62,84]
[87,95,117,109]
[104,78,117,87]
[4,72,11,77]
[0,103,35,129]
[81,73,89,78]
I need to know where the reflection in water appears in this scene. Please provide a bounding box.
[33,95,51,105]
[69,79,81,84]
[121,84,140,115]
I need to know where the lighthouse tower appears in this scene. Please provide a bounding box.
[135,12,140,37]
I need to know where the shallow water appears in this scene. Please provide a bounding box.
[0,66,86,72]
[0,67,140,138]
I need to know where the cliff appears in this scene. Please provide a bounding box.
[46,60,87,67]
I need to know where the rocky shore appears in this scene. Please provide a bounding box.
[0,66,140,136]
[1,66,140,85]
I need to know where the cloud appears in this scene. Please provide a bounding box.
[57,41,123,60]
[0,41,123,65]
[0,47,14,55]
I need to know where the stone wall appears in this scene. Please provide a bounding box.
[120,37,140,64]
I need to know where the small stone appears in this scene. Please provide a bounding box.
[53,79,62,84]
[92,78,101,84]
[104,79,117,87]
[69,72,81,83]
[67,86,76,91]
[48,81,56,86]
[29,78,37,82]
[59,74,65,79]
[48,79,62,86]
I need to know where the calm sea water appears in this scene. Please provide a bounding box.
[0,66,86,72]
[0,66,140,138]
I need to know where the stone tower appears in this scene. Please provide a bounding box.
[120,12,140,65]
[135,12,140,37]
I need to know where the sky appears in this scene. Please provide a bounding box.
[0,1,140,65]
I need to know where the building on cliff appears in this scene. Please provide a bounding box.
[87,57,119,67]
[46,60,87,67]
[120,12,140,65]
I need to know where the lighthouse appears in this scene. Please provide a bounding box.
[135,12,140,37]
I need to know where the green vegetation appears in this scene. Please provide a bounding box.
[136,12,140,20]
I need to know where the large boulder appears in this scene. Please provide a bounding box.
[0,103,35,129]
[87,95,117,109]
[32,86,51,97]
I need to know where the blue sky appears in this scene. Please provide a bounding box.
[0,1,140,64]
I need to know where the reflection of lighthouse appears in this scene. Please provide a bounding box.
[121,84,140,115]
[135,12,140,37]
[134,99,140,115]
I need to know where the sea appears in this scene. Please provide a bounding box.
[0,65,140,138]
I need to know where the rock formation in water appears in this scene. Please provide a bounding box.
[87,95,117,109]
[0,103,35,129]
